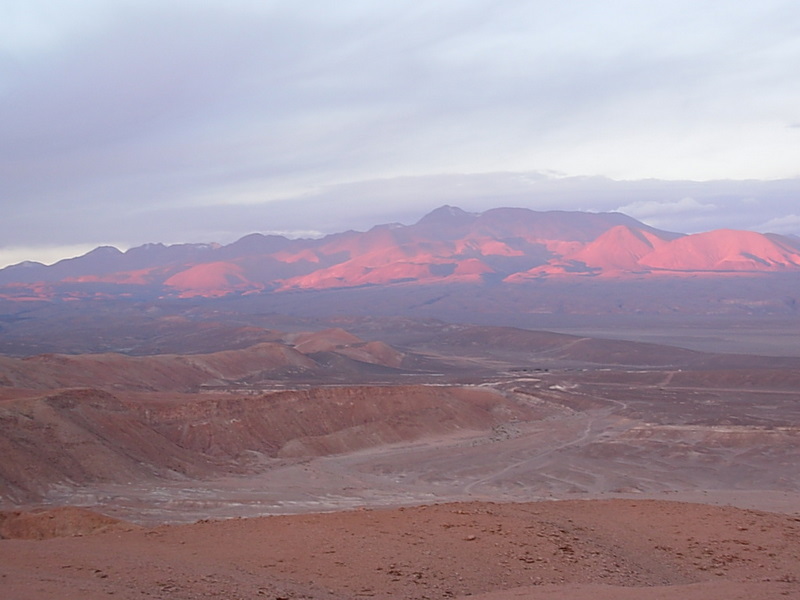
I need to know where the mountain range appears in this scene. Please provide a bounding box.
[2,206,800,301]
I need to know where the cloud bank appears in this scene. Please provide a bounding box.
[2,1,799,264]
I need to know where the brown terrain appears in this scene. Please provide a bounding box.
[2,500,799,600]
[1,207,799,598]
[1,315,799,599]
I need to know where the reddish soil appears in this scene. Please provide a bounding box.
[0,384,536,503]
[0,506,136,540]
[1,322,799,599]
[1,499,798,599]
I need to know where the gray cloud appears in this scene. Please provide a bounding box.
[2,171,800,267]
[1,0,800,265]
[759,214,800,235]
[616,197,718,231]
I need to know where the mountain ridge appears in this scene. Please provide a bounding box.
[1,206,799,300]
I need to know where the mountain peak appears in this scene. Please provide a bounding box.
[12,260,46,268]
[416,205,476,225]
[2,206,800,296]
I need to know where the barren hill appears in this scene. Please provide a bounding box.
[0,384,536,503]
[0,329,428,390]
[2,206,799,305]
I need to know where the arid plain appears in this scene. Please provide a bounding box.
[1,314,799,600]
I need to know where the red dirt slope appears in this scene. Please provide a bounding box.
[0,506,135,540]
[0,499,797,599]
[0,385,536,503]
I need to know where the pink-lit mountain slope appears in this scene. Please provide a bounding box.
[638,229,800,271]
[568,225,673,272]
[2,206,799,299]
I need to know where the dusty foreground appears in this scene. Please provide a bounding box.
[2,322,799,598]
[2,499,799,600]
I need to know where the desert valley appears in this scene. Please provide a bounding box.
[1,207,799,599]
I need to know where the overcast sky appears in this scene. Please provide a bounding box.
[2,0,800,267]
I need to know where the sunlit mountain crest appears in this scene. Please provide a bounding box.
[2,206,799,298]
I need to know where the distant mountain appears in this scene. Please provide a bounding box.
[638,229,800,271]
[2,206,800,301]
